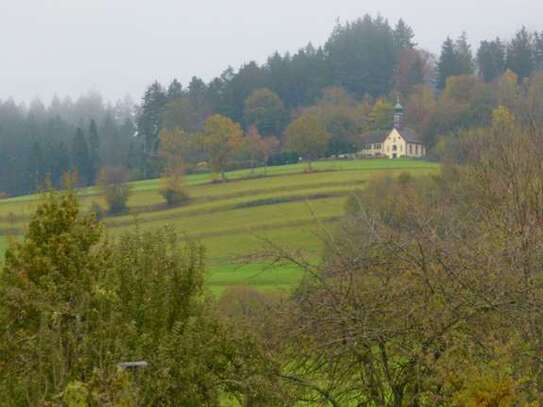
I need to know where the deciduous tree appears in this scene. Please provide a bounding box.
[199,114,244,181]
[285,113,330,171]
[244,88,286,136]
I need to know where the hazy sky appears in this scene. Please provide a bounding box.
[1,0,542,104]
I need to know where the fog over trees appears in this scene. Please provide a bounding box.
[0,16,542,197]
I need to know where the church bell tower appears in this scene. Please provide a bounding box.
[394,96,404,130]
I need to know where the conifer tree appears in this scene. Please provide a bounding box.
[393,19,416,50]
[477,39,506,82]
[437,34,475,89]
[437,37,457,89]
[167,79,183,100]
[455,32,475,75]
[506,27,535,80]
[71,127,91,185]
[137,82,167,178]
[88,119,100,185]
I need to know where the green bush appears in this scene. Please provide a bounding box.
[159,186,190,207]
[98,167,131,215]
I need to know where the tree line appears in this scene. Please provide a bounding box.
[1,16,543,196]
[0,94,136,196]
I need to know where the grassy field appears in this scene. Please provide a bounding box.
[0,159,438,294]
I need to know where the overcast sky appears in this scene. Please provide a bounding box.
[1,0,542,104]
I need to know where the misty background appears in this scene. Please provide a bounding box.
[1,0,542,104]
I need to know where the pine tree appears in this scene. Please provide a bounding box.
[71,127,91,185]
[88,119,100,185]
[28,141,46,190]
[437,37,457,89]
[477,39,506,82]
[51,141,70,187]
[136,82,167,178]
[455,32,475,75]
[393,19,416,50]
[325,15,397,97]
[167,79,183,100]
[437,34,475,89]
[535,32,543,70]
[507,27,535,80]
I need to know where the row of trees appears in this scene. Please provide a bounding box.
[0,94,136,196]
[136,22,543,178]
[2,17,543,196]
[438,27,543,88]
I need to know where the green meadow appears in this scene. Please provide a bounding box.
[0,159,438,294]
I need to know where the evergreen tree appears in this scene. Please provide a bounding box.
[167,79,183,100]
[325,15,397,97]
[50,141,70,187]
[88,119,100,185]
[243,88,286,136]
[477,39,506,82]
[437,34,475,89]
[507,27,535,80]
[535,32,543,70]
[455,32,475,75]
[393,19,416,50]
[437,37,457,89]
[136,82,167,178]
[71,127,91,185]
[28,141,46,190]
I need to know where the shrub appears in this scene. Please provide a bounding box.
[160,187,190,207]
[159,167,190,207]
[90,201,105,220]
[98,167,131,215]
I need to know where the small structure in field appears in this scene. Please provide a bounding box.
[360,98,426,159]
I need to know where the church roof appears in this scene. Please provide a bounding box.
[361,128,424,145]
[362,130,388,144]
[397,128,423,144]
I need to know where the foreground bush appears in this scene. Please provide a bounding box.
[0,190,284,406]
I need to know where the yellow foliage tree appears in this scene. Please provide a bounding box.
[285,113,330,172]
[199,114,243,181]
[158,128,190,206]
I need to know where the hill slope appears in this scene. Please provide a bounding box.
[0,159,438,294]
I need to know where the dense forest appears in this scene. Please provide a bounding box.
[1,15,543,196]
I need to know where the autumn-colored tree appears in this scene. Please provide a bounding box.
[244,88,286,136]
[244,125,279,173]
[0,190,113,405]
[158,128,190,206]
[368,98,394,130]
[405,84,436,135]
[199,114,244,181]
[97,166,131,214]
[285,113,330,171]
[395,48,426,94]
[496,70,520,110]
[309,87,364,155]
[158,127,188,171]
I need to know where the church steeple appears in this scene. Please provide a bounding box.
[394,96,404,130]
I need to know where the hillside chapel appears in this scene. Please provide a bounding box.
[360,99,426,159]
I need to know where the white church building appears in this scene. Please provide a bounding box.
[360,99,426,159]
